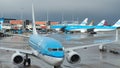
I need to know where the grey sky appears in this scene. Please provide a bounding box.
[0,0,120,24]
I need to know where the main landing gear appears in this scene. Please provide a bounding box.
[24,54,31,67]
[99,45,107,52]
[54,65,62,68]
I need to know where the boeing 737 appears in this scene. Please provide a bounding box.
[0,4,118,68]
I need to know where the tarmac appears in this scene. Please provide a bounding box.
[0,30,120,68]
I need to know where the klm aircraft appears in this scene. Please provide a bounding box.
[94,19,120,32]
[0,18,4,30]
[50,18,88,31]
[0,4,118,68]
[65,20,106,33]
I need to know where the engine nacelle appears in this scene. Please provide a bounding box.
[66,50,80,64]
[11,52,25,65]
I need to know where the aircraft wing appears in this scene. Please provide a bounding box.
[0,47,33,55]
[65,40,116,51]
[5,33,49,38]
[6,33,30,38]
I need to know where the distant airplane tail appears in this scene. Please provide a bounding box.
[89,20,94,26]
[80,18,88,26]
[97,20,106,26]
[32,4,38,34]
[103,21,108,26]
[112,19,120,27]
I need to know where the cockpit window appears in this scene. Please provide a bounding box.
[52,48,57,51]
[48,48,52,51]
[48,48,63,51]
[58,48,63,51]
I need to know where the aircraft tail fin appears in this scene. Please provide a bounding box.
[89,20,94,26]
[112,19,120,27]
[97,20,106,26]
[103,21,108,26]
[80,18,88,26]
[32,4,38,34]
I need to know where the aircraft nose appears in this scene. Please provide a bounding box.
[47,57,64,66]
[53,58,64,66]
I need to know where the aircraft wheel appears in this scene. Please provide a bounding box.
[24,58,31,67]
[99,45,107,52]
[54,65,62,68]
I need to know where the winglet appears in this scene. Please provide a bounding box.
[32,4,38,34]
[80,18,88,26]
[97,20,105,26]
[113,19,120,27]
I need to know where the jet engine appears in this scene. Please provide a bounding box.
[11,52,25,65]
[66,50,80,64]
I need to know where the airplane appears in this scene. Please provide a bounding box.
[50,18,88,32]
[65,19,106,33]
[0,4,118,68]
[0,18,4,30]
[94,19,120,32]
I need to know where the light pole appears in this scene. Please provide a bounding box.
[20,8,24,20]
[47,10,49,22]
[62,11,64,22]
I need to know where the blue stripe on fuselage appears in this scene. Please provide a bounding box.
[29,34,64,58]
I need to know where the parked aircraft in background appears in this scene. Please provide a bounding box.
[65,19,106,33]
[0,18,4,30]
[94,19,120,32]
[0,4,118,68]
[50,18,88,31]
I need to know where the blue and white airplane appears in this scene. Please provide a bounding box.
[0,4,118,68]
[94,19,120,32]
[50,18,88,31]
[65,19,106,33]
[0,18,4,30]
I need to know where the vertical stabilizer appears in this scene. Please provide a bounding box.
[80,18,88,26]
[97,20,105,26]
[103,21,108,26]
[113,19,120,27]
[32,4,38,34]
[89,20,94,26]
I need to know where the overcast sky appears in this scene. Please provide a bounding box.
[0,0,120,24]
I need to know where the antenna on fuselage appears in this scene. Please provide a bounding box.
[32,3,38,34]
